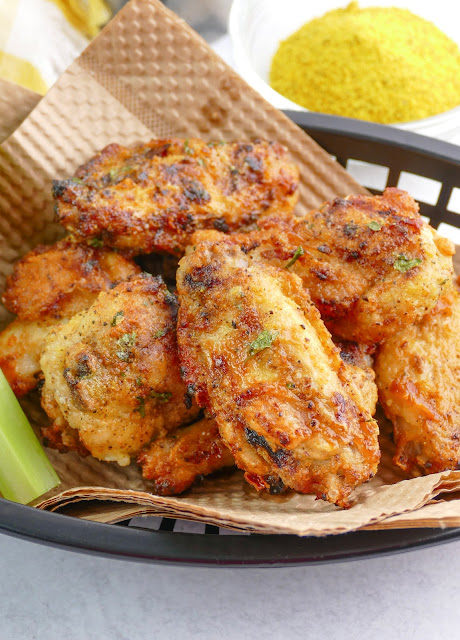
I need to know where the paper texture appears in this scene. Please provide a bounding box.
[1,0,460,536]
[0,79,40,143]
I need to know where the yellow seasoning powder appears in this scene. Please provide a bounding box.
[269,2,460,123]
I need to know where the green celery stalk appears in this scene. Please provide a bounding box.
[0,370,60,504]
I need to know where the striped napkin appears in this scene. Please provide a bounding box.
[0,0,111,94]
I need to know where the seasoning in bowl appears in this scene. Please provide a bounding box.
[269,1,460,123]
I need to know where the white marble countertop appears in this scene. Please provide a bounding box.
[1,532,459,639]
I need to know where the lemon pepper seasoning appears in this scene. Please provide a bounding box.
[270,2,460,123]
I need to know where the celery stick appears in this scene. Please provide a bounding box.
[0,370,60,504]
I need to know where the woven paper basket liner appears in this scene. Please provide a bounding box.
[1,0,460,536]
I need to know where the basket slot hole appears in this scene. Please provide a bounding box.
[447,187,460,215]
[128,515,250,535]
[159,518,178,532]
[129,515,164,530]
[346,159,389,191]
[173,519,207,534]
[437,222,460,244]
[397,172,442,205]
[421,215,431,224]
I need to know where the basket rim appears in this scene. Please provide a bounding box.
[285,110,460,166]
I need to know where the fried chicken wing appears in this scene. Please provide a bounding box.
[0,319,59,396]
[191,189,453,343]
[335,340,378,416]
[3,238,139,320]
[177,239,380,507]
[375,286,460,476]
[40,274,200,465]
[0,238,140,395]
[137,416,235,495]
[53,138,299,256]
[41,412,90,458]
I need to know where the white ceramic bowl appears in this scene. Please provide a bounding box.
[229,0,460,140]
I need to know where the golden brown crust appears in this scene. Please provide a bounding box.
[0,318,60,396]
[137,416,235,495]
[0,238,140,396]
[53,138,299,256]
[194,189,453,343]
[41,421,90,458]
[335,340,378,417]
[375,285,460,476]
[2,237,140,320]
[176,238,380,507]
[40,274,200,465]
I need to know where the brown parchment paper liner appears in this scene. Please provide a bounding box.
[1,0,460,536]
[0,79,40,144]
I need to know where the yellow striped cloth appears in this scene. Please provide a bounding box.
[0,0,111,95]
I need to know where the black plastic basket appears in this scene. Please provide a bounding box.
[1,111,460,566]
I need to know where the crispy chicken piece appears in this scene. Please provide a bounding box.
[335,340,378,417]
[0,319,59,397]
[375,286,460,476]
[138,416,235,495]
[191,189,453,343]
[0,238,140,395]
[40,274,200,465]
[3,237,139,320]
[41,411,90,458]
[53,138,299,256]
[177,238,380,507]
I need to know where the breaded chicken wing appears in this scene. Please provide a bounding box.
[41,409,90,458]
[138,416,235,495]
[191,189,453,343]
[0,238,140,395]
[375,286,460,476]
[40,274,200,465]
[0,319,59,397]
[53,138,299,256]
[177,239,380,507]
[335,340,378,417]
